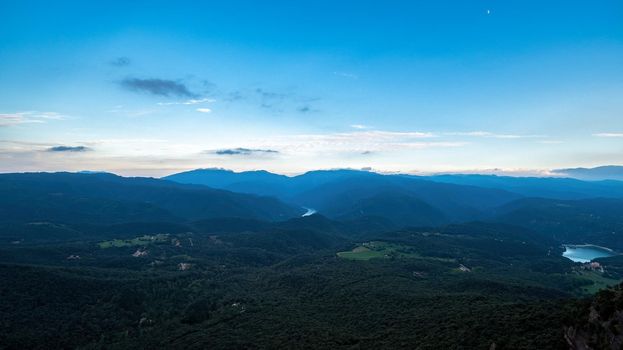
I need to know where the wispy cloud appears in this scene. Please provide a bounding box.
[431,168,558,177]
[262,130,459,154]
[224,90,245,102]
[444,131,545,139]
[445,131,491,137]
[210,148,279,156]
[350,124,370,130]
[196,108,212,113]
[0,111,66,127]
[593,133,623,138]
[224,87,320,113]
[537,140,564,144]
[120,78,198,98]
[110,57,130,67]
[297,105,320,113]
[86,138,182,156]
[47,145,92,152]
[333,71,359,79]
[106,105,157,118]
[351,130,435,139]
[160,81,321,114]
[255,88,288,101]
[157,98,215,106]
[255,88,291,112]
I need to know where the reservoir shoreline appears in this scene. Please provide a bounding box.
[562,244,616,253]
[562,244,617,263]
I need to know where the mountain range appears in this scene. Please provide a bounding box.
[162,168,623,243]
[3,168,623,243]
[552,165,623,181]
[3,167,623,348]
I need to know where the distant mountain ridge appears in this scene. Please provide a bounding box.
[3,169,623,245]
[163,168,290,194]
[419,173,623,199]
[164,167,623,231]
[552,165,623,181]
[165,169,525,224]
[0,172,303,225]
[164,168,623,200]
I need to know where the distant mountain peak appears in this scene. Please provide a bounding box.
[553,165,623,181]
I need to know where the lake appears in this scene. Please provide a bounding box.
[301,207,317,217]
[562,245,616,263]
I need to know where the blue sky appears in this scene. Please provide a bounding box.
[1,0,622,176]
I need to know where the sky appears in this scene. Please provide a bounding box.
[0,0,622,176]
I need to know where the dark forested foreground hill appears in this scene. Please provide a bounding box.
[2,171,623,348]
[0,221,586,349]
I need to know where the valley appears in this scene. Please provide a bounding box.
[2,169,623,349]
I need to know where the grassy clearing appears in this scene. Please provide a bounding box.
[577,270,621,294]
[99,234,169,249]
[337,241,421,261]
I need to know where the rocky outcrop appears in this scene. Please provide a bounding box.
[565,284,623,349]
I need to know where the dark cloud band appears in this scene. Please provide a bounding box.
[120,78,197,98]
[47,146,91,152]
[212,148,279,156]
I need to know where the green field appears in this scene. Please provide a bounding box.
[337,241,421,261]
[98,234,169,249]
[577,270,621,294]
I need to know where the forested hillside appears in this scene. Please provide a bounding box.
[2,171,623,349]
